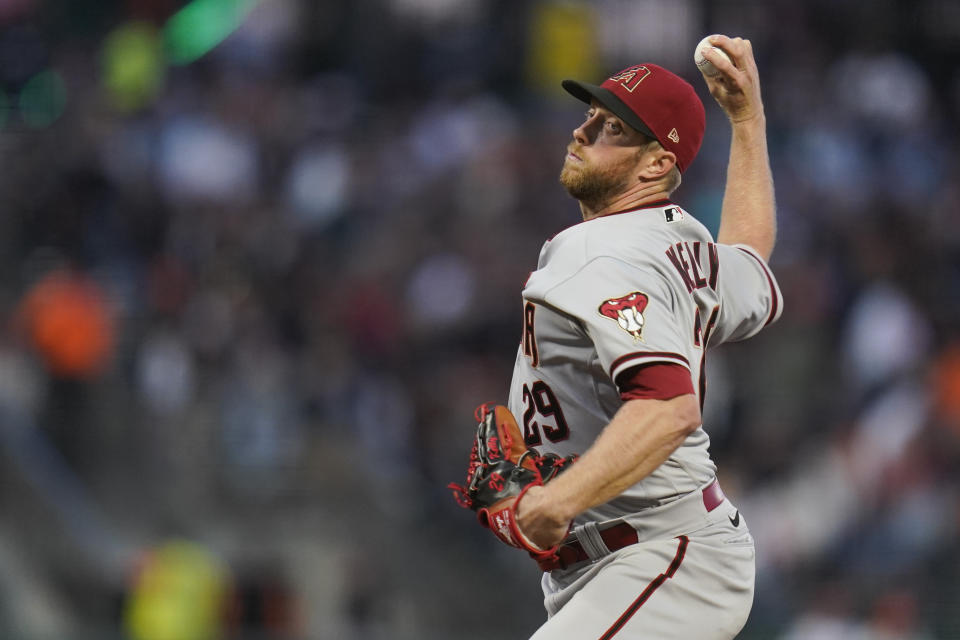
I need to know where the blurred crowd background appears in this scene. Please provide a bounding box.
[1,0,960,638]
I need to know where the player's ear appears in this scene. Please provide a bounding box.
[637,147,677,181]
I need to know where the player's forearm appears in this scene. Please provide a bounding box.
[716,116,777,261]
[542,395,701,521]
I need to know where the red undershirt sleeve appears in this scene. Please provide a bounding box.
[616,362,694,401]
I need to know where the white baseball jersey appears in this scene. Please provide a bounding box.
[507,200,782,526]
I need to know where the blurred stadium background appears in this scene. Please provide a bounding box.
[1,0,959,638]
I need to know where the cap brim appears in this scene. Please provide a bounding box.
[561,79,657,141]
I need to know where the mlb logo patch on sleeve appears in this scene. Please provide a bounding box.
[664,207,684,223]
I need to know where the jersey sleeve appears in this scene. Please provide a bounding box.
[544,256,692,384]
[618,362,695,400]
[711,243,784,344]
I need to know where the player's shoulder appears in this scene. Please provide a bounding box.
[565,201,712,263]
[531,201,712,296]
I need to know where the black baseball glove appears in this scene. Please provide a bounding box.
[449,403,576,555]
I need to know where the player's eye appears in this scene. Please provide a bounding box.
[605,121,622,134]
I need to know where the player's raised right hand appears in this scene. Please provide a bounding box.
[698,35,764,125]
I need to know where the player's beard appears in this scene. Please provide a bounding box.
[559,148,633,209]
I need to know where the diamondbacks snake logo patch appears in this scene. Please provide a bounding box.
[599,292,649,341]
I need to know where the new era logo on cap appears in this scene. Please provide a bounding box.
[562,64,706,172]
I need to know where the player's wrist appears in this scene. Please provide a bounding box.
[519,483,571,528]
[729,111,766,130]
[537,481,580,525]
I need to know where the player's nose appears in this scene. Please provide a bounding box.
[572,121,589,145]
[572,112,596,145]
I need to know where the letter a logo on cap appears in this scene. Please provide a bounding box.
[668,128,680,143]
[609,65,652,93]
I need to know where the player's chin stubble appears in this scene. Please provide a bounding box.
[559,156,629,208]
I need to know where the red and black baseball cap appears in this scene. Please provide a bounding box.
[562,64,706,172]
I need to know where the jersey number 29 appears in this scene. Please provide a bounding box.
[521,381,570,446]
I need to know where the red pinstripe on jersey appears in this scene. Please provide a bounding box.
[598,536,690,639]
[735,247,779,327]
[609,351,690,379]
[697,305,720,411]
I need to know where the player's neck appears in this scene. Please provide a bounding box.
[579,184,671,221]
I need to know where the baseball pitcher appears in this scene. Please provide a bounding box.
[451,35,780,639]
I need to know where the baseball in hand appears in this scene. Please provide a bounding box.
[694,36,731,77]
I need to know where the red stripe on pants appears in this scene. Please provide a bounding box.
[598,536,689,639]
